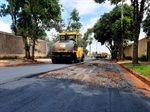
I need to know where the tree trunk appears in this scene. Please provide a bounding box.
[119,35,124,61]
[132,0,138,65]
[23,36,31,59]
[31,38,36,60]
[111,40,118,60]
[132,30,139,65]
[119,0,124,61]
[132,0,145,65]
[31,15,38,61]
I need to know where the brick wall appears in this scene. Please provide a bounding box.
[0,31,48,58]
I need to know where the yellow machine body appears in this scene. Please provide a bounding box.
[51,32,84,63]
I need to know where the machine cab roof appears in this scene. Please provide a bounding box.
[58,32,81,42]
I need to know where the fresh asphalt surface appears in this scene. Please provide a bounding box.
[0,77,150,112]
[0,59,94,84]
[0,63,71,84]
[0,59,150,112]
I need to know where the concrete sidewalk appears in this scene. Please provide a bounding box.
[0,59,51,68]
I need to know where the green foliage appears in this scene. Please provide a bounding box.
[0,4,9,17]
[82,28,93,54]
[47,37,60,57]
[70,8,80,21]
[139,54,147,61]
[24,44,30,51]
[0,0,62,60]
[94,0,121,4]
[48,19,65,32]
[131,0,148,64]
[93,0,149,65]
[112,17,132,40]
[67,8,82,32]
[143,14,150,36]
[125,56,132,60]
[0,56,18,59]
[94,13,112,45]
[93,4,133,59]
[122,63,150,78]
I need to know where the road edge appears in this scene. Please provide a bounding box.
[115,62,150,86]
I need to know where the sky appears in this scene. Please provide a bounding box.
[0,0,147,54]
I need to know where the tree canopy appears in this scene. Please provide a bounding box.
[143,14,150,36]
[93,4,133,59]
[82,28,94,54]
[67,8,82,32]
[94,0,149,64]
[0,0,62,60]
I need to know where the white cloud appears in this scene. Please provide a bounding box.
[46,28,58,40]
[60,0,114,16]
[82,17,110,54]
[0,19,11,33]
[87,38,110,54]
[74,0,101,15]
[124,0,131,5]
[81,17,99,35]
[139,31,146,40]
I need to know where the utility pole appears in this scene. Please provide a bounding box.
[119,0,124,61]
[96,41,98,53]
[121,0,124,27]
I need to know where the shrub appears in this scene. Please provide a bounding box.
[125,56,132,60]
[139,54,147,61]
[0,56,18,59]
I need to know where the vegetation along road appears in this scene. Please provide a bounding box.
[0,59,150,112]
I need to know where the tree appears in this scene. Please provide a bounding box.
[131,0,149,65]
[67,8,82,32]
[47,36,59,57]
[83,28,93,54]
[143,14,150,36]
[25,0,61,60]
[112,17,132,60]
[93,4,133,59]
[0,0,32,59]
[0,0,62,60]
[93,12,117,59]
[94,0,149,64]
[88,37,93,55]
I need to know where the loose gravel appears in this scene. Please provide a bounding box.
[39,60,134,91]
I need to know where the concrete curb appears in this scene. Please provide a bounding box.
[0,61,50,68]
[116,62,150,86]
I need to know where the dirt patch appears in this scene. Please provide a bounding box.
[40,60,129,87]
[116,64,150,97]
[39,60,150,97]
[0,59,51,68]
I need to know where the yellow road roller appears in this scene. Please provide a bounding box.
[51,32,84,64]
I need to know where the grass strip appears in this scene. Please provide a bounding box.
[122,63,150,78]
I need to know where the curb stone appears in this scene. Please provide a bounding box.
[0,62,50,68]
[116,62,150,86]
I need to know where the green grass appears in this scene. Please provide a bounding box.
[122,63,150,78]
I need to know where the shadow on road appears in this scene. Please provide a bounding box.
[0,77,150,112]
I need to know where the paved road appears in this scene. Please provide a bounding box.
[0,59,95,84]
[0,59,150,112]
[0,77,150,112]
[0,63,74,84]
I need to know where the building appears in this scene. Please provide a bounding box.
[125,37,150,60]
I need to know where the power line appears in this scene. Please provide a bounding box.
[60,0,95,3]
[60,0,70,15]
